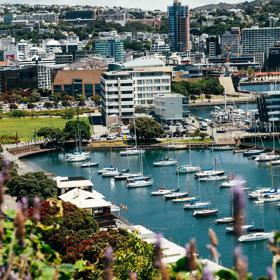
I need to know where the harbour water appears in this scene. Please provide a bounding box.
[239,83,280,93]
[23,148,280,277]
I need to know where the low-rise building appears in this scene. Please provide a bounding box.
[52,68,104,97]
[154,93,189,123]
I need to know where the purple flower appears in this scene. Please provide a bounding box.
[129,271,137,280]
[232,184,246,236]
[234,246,248,280]
[103,246,113,280]
[267,266,274,280]
[154,233,162,269]
[202,267,214,280]
[32,197,41,222]
[186,239,197,271]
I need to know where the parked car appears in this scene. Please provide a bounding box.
[107,135,116,140]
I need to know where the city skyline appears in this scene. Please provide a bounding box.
[1,0,253,11]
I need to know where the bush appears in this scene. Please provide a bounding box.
[9,109,25,118]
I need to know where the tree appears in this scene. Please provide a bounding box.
[37,127,65,147]
[61,109,75,120]
[129,117,163,143]
[10,110,25,118]
[6,171,57,203]
[64,120,91,140]
[44,101,53,109]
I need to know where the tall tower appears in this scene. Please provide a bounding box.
[168,0,190,52]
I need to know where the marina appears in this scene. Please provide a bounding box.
[22,147,280,276]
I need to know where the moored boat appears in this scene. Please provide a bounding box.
[220,180,246,188]
[176,165,201,174]
[183,201,210,210]
[127,179,153,188]
[114,173,142,180]
[81,162,99,168]
[255,154,280,163]
[120,148,145,156]
[243,149,265,157]
[212,146,233,151]
[226,224,254,233]
[195,170,225,178]
[164,192,188,200]
[151,188,179,196]
[248,188,277,199]
[199,175,228,182]
[172,196,197,203]
[153,158,178,167]
[238,232,273,242]
[98,167,117,174]
[215,217,234,224]
[193,209,219,217]
[102,170,120,177]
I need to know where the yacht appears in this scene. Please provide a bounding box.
[271,160,280,166]
[98,167,117,174]
[195,170,225,178]
[199,175,228,182]
[127,179,153,188]
[164,192,188,200]
[254,194,280,204]
[248,188,277,199]
[226,225,254,233]
[151,188,179,196]
[193,209,219,217]
[153,158,178,167]
[102,170,120,177]
[172,197,196,203]
[183,201,210,210]
[81,162,99,168]
[120,148,145,156]
[238,232,273,243]
[176,165,201,174]
[114,173,142,180]
[220,180,246,188]
[66,154,88,162]
[255,154,280,163]
[215,217,234,224]
[243,149,265,157]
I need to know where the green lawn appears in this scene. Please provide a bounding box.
[0,117,89,141]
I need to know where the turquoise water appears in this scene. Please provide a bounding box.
[23,149,280,277]
[239,83,280,93]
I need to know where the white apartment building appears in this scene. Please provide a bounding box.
[37,64,52,90]
[132,67,172,109]
[100,71,135,124]
[150,41,170,54]
[155,93,189,122]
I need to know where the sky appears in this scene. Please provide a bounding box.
[1,0,252,11]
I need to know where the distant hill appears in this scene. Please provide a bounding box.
[193,0,262,12]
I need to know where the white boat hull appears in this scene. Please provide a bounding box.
[238,232,273,242]
[176,165,201,174]
[184,202,210,210]
[127,180,153,188]
[195,170,225,178]
[120,149,145,156]
[153,160,178,167]
[199,175,228,182]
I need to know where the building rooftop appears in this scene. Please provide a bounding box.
[122,56,165,69]
[53,68,105,85]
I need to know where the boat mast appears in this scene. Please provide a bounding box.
[133,117,138,149]
[189,137,192,166]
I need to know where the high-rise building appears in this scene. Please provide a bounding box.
[94,38,124,62]
[206,36,220,58]
[167,0,190,52]
[242,26,280,64]
[221,27,240,57]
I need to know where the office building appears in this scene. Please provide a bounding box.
[242,26,280,64]
[206,36,220,58]
[168,0,190,52]
[94,38,124,62]
[150,41,170,54]
[64,10,95,23]
[221,27,240,57]
[132,67,172,109]
[52,69,104,98]
[257,92,280,131]
[155,93,189,122]
[267,44,280,70]
[100,71,135,124]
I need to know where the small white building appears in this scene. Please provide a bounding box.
[54,176,93,194]
[154,93,189,123]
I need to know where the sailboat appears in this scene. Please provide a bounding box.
[199,175,228,182]
[243,126,265,157]
[193,209,219,217]
[177,138,200,174]
[153,157,178,167]
[184,180,210,210]
[120,118,144,156]
[195,132,225,178]
[254,165,280,204]
[126,151,153,188]
[65,114,90,162]
[151,188,179,196]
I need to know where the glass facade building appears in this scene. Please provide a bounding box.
[167,0,190,52]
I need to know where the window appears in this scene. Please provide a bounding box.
[85,84,93,98]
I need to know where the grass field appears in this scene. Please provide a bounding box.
[0,117,89,141]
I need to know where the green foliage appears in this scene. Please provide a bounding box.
[6,171,57,203]
[38,199,98,256]
[0,211,76,279]
[9,109,26,118]
[172,78,224,97]
[37,127,65,147]
[64,120,91,140]
[129,117,163,143]
[60,108,75,120]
